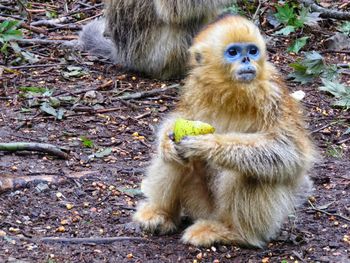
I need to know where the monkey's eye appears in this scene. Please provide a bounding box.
[248,46,259,57]
[227,47,238,57]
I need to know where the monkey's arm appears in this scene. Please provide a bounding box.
[153,0,231,24]
[176,131,313,183]
[156,116,187,165]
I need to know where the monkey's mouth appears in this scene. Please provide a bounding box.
[236,70,257,82]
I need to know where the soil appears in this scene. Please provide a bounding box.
[0,1,349,262]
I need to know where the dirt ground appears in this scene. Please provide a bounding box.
[0,1,349,262]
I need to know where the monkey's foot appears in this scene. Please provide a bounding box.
[181,220,231,247]
[133,202,177,234]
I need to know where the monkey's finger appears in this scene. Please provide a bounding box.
[168,132,175,142]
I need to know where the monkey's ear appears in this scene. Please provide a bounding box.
[194,52,203,64]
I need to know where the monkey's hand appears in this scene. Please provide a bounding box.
[175,134,217,160]
[159,130,187,165]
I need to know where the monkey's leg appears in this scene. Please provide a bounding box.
[181,219,234,247]
[230,183,295,248]
[133,157,188,234]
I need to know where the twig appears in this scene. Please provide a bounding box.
[337,136,350,145]
[8,63,65,70]
[0,4,18,12]
[252,0,264,21]
[68,3,104,16]
[30,16,69,27]
[75,13,103,24]
[301,0,350,20]
[0,170,97,193]
[311,122,332,134]
[321,50,350,55]
[16,38,68,45]
[0,142,69,159]
[5,236,145,244]
[308,201,350,223]
[113,83,180,101]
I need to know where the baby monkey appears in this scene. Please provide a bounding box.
[134,15,316,247]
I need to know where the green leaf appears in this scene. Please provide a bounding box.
[333,97,350,109]
[322,64,339,80]
[287,37,308,53]
[62,66,86,78]
[339,21,350,35]
[274,25,296,36]
[275,4,295,25]
[94,147,113,158]
[80,136,94,148]
[343,127,350,135]
[319,79,350,109]
[117,187,143,198]
[319,79,347,98]
[40,102,59,117]
[0,20,23,43]
[303,51,325,75]
[288,71,314,84]
[56,108,65,120]
[304,12,322,27]
[19,86,48,93]
[49,97,61,107]
[224,3,241,15]
[21,50,40,63]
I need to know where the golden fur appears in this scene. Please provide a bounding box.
[133,15,316,247]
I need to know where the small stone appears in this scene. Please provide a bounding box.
[218,245,228,253]
[225,254,232,259]
[35,183,49,193]
[0,230,7,236]
[210,246,217,252]
[126,253,133,259]
[213,260,220,263]
[83,202,90,208]
[60,219,69,225]
[308,196,316,203]
[66,203,74,210]
[196,252,203,260]
[9,227,20,233]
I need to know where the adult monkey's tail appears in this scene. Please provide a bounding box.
[78,19,114,60]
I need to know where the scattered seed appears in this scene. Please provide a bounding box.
[57,226,65,232]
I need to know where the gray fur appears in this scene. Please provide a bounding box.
[79,19,114,60]
[78,0,231,79]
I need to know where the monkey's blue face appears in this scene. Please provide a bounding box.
[224,43,260,82]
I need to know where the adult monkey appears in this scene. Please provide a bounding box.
[79,1,232,79]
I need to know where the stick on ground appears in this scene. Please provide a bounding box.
[0,142,69,159]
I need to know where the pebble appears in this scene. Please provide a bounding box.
[35,183,49,193]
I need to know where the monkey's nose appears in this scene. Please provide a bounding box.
[242,57,250,63]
